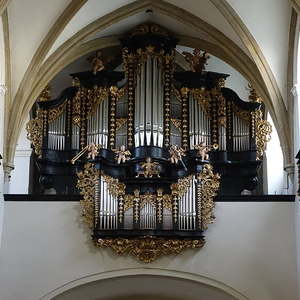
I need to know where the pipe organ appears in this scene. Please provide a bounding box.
[27,24,271,262]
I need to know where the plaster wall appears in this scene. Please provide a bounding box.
[226,0,291,103]
[266,114,285,194]
[9,118,31,194]
[46,0,136,59]
[206,55,249,100]
[46,0,250,60]
[7,0,71,98]
[0,201,297,300]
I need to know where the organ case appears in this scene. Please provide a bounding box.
[26,24,271,261]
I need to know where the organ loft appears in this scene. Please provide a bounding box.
[26,24,271,262]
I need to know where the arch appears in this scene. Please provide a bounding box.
[6,0,291,169]
[0,0,10,17]
[210,0,291,166]
[39,268,250,300]
[4,0,87,162]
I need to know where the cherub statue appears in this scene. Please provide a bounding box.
[194,141,210,161]
[169,145,185,165]
[87,143,99,160]
[182,49,210,73]
[88,50,105,74]
[136,157,160,178]
[113,145,131,164]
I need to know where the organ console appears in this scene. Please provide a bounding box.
[26,24,271,262]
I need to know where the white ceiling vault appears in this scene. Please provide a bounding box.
[1,0,296,167]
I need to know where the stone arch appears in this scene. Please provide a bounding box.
[40,268,249,300]
[6,0,291,168]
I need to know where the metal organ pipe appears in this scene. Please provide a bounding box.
[98,176,117,230]
[178,177,196,231]
[134,56,164,147]
[219,125,226,151]
[189,96,211,149]
[48,109,66,150]
[140,201,156,230]
[116,94,128,148]
[87,99,108,148]
[232,112,250,151]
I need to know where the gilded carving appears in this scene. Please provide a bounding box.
[72,87,109,125]
[85,87,109,118]
[48,102,67,123]
[197,164,220,230]
[95,236,205,263]
[37,85,51,102]
[248,85,262,103]
[26,109,43,157]
[232,103,251,122]
[171,175,193,198]
[116,118,127,131]
[136,157,161,178]
[182,49,210,73]
[171,118,182,131]
[102,173,126,198]
[124,193,173,211]
[191,88,211,117]
[77,163,100,228]
[217,94,226,127]
[254,109,272,159]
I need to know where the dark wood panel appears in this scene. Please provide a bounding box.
[4,194,295,202]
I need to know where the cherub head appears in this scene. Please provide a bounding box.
[120,145,126,151]
[95,50,102,58]
[146,157,152,163]
[193,48,201,56]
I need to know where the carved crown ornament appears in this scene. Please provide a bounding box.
[25,23,271,262]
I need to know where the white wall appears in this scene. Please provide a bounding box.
[8,0,71,98]
[206,55,249,100]
[226,0,291,102]
[8,117,31,194]
[0,201,297,300]
[265,113,285,194]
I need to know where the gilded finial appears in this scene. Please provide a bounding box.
[182,49,210,73]
[37,85,51,102]
[248,84,262,103]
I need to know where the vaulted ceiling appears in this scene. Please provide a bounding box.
[0,0,297,167]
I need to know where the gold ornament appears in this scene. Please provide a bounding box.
[116,118,128,131]
[77,163,100,228]
[95,236,205,263]
[182,49,210,73]
[48,102,67,123]
[26,109,43,157]
[171,118,182,131]
[136,157,161,178]
[37,85,51,102]
[197,164,220,230]
[254,110,272,159]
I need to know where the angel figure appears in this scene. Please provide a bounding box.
[87,143,99,160]
[169,145,185,165]
[136,157,160,178]
[113,145,131,164]
[194,141,210,161]
[87,50,112,75]
[182,49,210,73]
